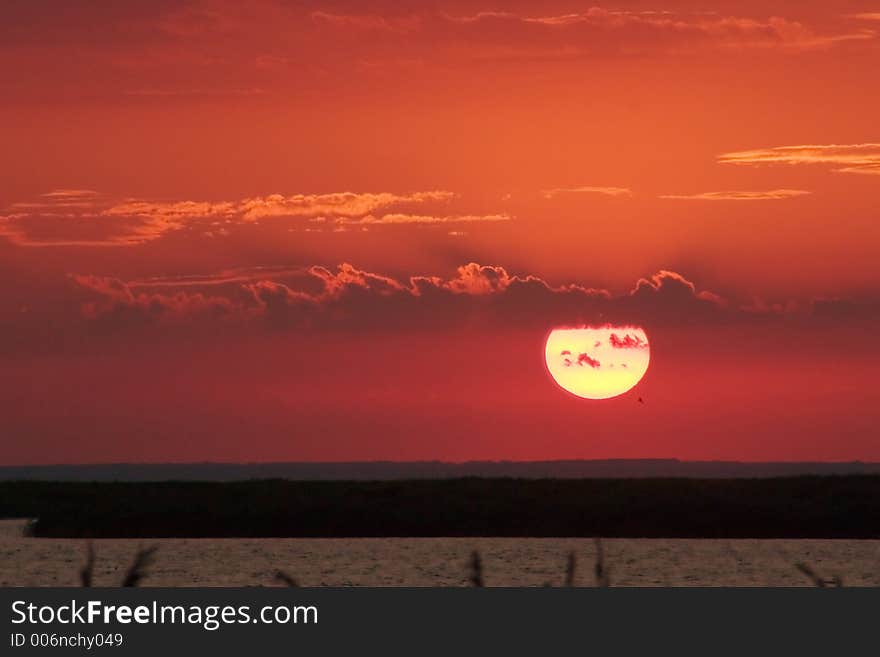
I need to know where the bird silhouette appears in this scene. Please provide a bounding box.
[637,397,644,404]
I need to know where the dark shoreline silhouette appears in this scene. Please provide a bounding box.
[3,476,880,539]
[2,459,880,482]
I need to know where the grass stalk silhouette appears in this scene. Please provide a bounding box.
[78,543,158,587]
[565,551,577,587]
[63,536,859,588]
[469,550,484,587]
[120,546,158,587]
[274,570,299,587]
[795,562,843,587]
[80,542,95,587]
[594,538,610,587]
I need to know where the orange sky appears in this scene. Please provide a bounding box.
[1,1,879,463]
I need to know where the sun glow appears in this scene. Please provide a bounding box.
[544,326,650,400]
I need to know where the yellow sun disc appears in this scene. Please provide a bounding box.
[544,326,650,400]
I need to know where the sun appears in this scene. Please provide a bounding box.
[544,326,650,400]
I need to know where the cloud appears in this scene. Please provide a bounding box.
[0,189,464,247]
[6,189,103,212]
[41,189,100,199]
[4,4,875,103]
[104,191,455,223]
[850,13,880,21]
[120,266,309,289]
[609,333,648,349]
[718,144,880,176]
[629,270,726,311]
[542,186,632,199]
[124,87,267,97]
[238,191,454,221]
[0,211,168,248]
[314,9,875,56]
[336,213,511,225]
[14,263,870,351]
[70,274,243,323]
[659,189,811,201]
[576,353,601,368]
[69,262,733,333]
[310,11,420,34]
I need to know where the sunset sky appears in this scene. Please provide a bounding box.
[2,1,879,464]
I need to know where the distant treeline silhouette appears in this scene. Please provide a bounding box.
[3,460,880,482]
[2,476,879,539]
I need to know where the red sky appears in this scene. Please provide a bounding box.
[2,1,879,463]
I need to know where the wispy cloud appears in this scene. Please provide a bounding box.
[310,11,420,33]
[124,88,267,97]
[542,186,632,199]
[0,189,476,247]
[336,213,511,225]
[316,9,875,55]
[240,191,455,221]
[7,189,103,211]
[659,189,811,201]
[718,144,880,176]
[41,189,100,199]
[5,5,877,104]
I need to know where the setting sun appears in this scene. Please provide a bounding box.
[544,327,650,400]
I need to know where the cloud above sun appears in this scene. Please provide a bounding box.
[718,144,880,176]
[542,186,632,199]
[336,214,510,226]
[0,189,509,247]
[313,8,875,55]
[53,262,876,346]
[4,3,876,104]
[659,190,811,201]
[65,264,725,333]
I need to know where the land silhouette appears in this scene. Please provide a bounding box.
[3,476,879,539]
[2,459,880,482]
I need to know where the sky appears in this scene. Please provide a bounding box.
[2,1,879,464]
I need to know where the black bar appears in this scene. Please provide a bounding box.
[2,588,876,655]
